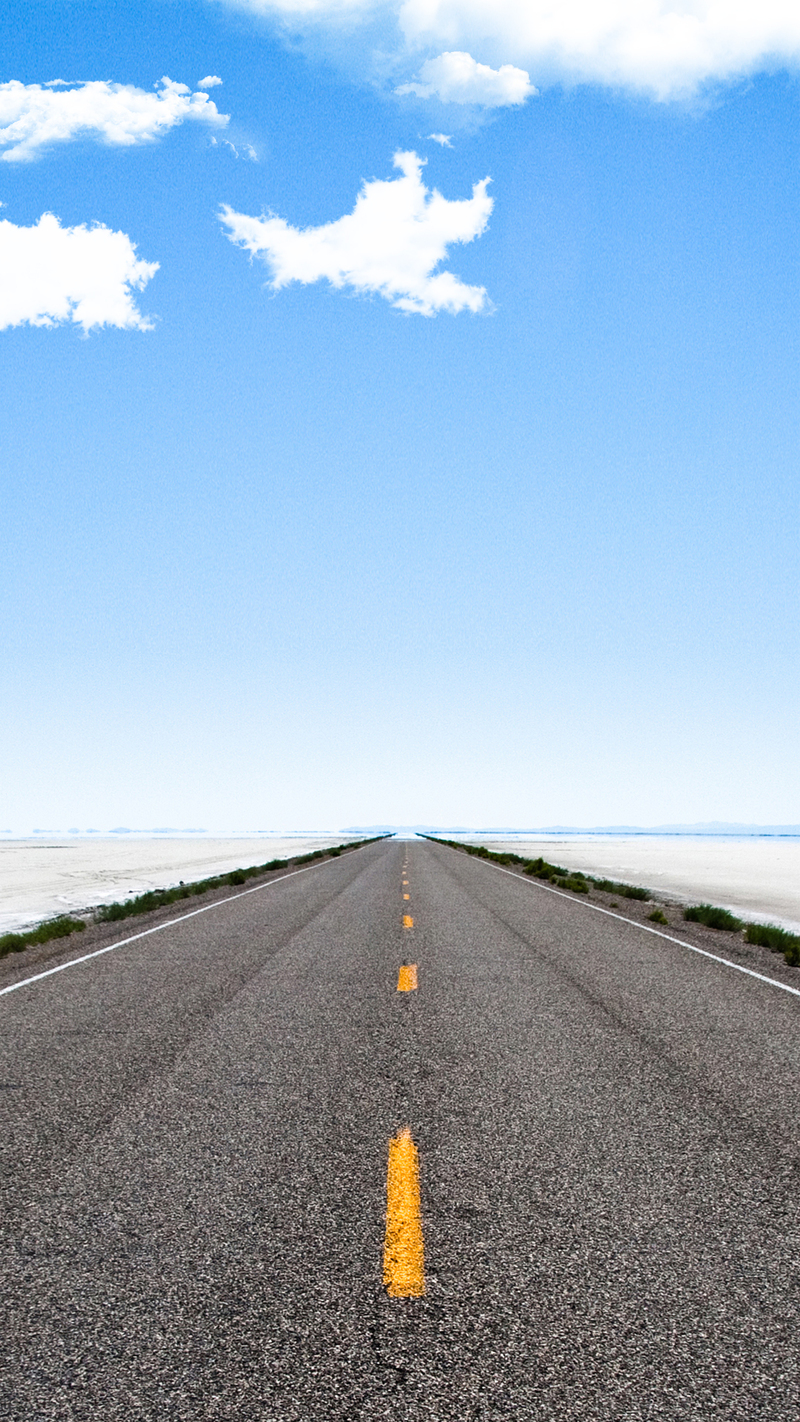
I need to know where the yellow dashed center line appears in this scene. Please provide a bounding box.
[402,914,414,928]
[383,1128,425,1297]
[403,893,410,900]
[397,963,418,991]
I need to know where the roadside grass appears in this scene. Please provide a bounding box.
[1,836,388,955]
[425,838,648,899]
[524,859,590,894]
[0,914,86,959]
[745,921,800,967]
[684,904,743,931]
[589,878,651,901]
[427,836,799,969]
[681,903,800,966]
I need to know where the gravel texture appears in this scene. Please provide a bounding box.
[2,838,799,1420]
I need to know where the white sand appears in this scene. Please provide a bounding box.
[0,835,355,933]
[453,836,800,931]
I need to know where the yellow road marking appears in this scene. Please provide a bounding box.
[402,914,414,928]
[397,963,418,991]
[403,893,410,900]
[383,1129,425,1297]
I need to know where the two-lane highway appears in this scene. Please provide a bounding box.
[2,837,799,1419]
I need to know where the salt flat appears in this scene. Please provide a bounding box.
[0,836,352,932]
[459,835,800,931]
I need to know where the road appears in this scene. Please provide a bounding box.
[2,837,799,1420]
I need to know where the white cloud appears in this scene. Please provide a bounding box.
[220,0,800,100]
[397,51,534,105]
[428,132,453,145]
[0,212,158,332]
[211,136,259,159]
[0,77,228,162]
[198,75,224,88]
[219,150,492,315]
[399,0,800,98]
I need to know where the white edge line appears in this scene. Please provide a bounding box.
[453,849,800,1001]
[0,857,344,999]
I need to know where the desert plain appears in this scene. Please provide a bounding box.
[466,835,800,931]
[0,834,353,933]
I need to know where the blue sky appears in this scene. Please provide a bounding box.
[1,0,798,831]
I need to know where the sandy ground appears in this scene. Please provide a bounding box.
[452,836,800,931]
[0,836,355,932]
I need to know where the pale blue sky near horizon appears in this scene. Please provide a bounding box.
[1,0,798,831]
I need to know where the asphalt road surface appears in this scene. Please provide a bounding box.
[2,838,799,1420]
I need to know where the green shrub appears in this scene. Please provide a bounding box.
[519,857,588,891]
[747,921,793,951]
[589,876,651,901]
[556,876,590,894]
[227,870,247,885]
[0,914,86,959]
[648,909,668,925]
[100,902,127,920]
[36,915,86,942]
[0,932,27,955]
[684,904,743,931]
[523,857,570,881]
[745,922,800,966]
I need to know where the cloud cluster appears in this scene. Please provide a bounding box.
[397,51,534,105]
[219,150,492,315]
[0,77,228,162]
[0,213,158,331]
[211,135,258,159]
[222,0,800,99]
